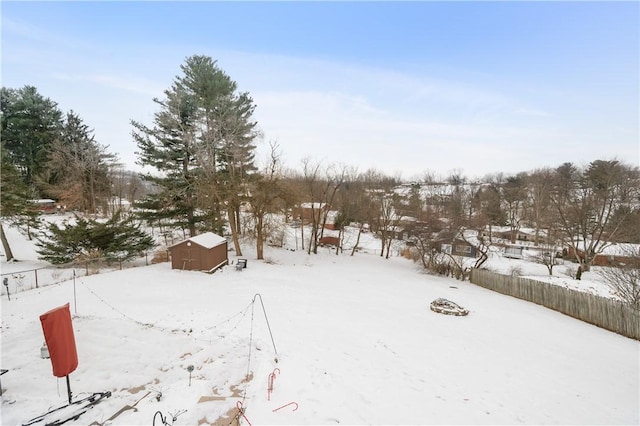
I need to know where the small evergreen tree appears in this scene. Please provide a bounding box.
[36,213,156,264]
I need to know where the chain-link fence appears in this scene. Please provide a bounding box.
[0,255,157,298]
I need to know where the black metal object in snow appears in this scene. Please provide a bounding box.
[0,369,7,396]
[66,375,72,405]
[187,365,194,387]
[153,409,187,426]
[236,258,247,271]
[252,293,278,359]
[3,277,9,301]
[21,391,112,426]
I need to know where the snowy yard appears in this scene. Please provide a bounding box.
[1,222,639,425]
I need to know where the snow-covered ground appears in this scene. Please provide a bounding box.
[1,219,638,425]
[481,250,617,299]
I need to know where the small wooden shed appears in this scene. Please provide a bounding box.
[169,232,228,272]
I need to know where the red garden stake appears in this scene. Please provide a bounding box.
[267,367,280,401]
[272,401,299,412]
[236,401,252,426]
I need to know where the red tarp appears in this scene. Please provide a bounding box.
[39,303,78,377]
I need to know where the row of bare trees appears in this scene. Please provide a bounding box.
[3,69,638,280]
[276,159,638,288]
[399,161,639,271]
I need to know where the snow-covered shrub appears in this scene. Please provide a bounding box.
[597,253,640,309]
[509,265,524,277]
[563,264,579,279]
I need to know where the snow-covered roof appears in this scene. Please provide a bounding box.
[518,227,548,237]
[484,226,548,237]
[567,239,640,257]
[325,210,339,224]
[172,232,226,249]
[599,243,640,257]
[399,216,418,223]
[485,226,511,233]
[300,202,327,209]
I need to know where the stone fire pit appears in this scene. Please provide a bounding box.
[430,298,469,316]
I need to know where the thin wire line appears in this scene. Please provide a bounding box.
[77,278,265,426]
[78,278,253,343]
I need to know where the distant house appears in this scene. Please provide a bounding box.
[29,199,57,214]
[379,216,420,241]
[319,236,340,247]
[503,245,524,259]
[437,238,478,258]
[485,226,547,244]
[488,227,515,241]
[323,210,339,230]
[390,227,409,241]
[566,244,640,267]
[395,216,419,240]
[293,203,330,224]
[432,229,479,258]
[169,232,228,272]
[518,228,547,244]
[293,203,340,230]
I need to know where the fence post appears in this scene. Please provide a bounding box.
[35,269,39,289]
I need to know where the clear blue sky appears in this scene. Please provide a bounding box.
[2,1,638,179]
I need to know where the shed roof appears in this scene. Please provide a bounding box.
[171,232,226,249]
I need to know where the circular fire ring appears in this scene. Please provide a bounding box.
[430,298,469,316]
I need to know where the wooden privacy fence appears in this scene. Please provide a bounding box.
[470,268,640,341]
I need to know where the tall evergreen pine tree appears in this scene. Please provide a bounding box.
[133,55,259,245]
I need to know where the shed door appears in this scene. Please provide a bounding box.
[180,249,200,270]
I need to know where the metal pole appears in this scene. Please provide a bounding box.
[73,270,77,315]
[66,375,72,405]
[252,294,278,358]
[3,277,9,301]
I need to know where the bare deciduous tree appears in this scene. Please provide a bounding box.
[533,242,562,275]
[525,168,554,245]
[597,247,640,309]
[551,160,640,271]
[299,160,349,254]
[371,191,401,259]
[502,173,528,243]
[301,158,323,254]
[44,111,116,214]
[250,142,289,259]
